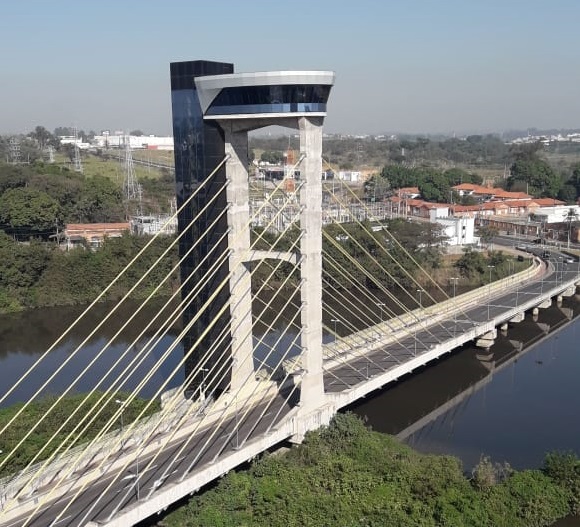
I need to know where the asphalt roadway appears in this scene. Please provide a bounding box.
[2,248,578,527]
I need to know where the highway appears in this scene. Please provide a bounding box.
[2,246,578,527]
[324,250,579,392]
[3,395,294,527]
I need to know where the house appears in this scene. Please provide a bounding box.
[64,223,130,250]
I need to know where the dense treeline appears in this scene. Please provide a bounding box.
[251,220,519,296]
[0,162,125,238]
[250,220,447,293]
[0,392,160,478]
[160,413,580,527]
[367,165,483,203]
[0,232,179,313]
[250,133,512,169]
[252,135,580,203]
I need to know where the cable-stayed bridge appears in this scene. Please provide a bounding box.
[1,62,579,527]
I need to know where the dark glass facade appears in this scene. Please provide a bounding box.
[206,84,330,116]
[170,60,234,395]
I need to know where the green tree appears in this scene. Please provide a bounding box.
[455,248,487,280]
[73,176,124,222]
[0,187,60,237]
[27,125,56,150]
[260,150,284,164]
[558,184,577,203]
[477,225,499,248]
[507,154,562,198]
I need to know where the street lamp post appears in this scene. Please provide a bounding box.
[450,277,459,336]
[487,265,495,320]
[376,302,385,323]
[0,449,4,508]
[330,318,340,342]
[416,289,424,309]
[135,455,140,500]
[234,399,239,449]
[200,368,209,401]
[115,399,126,434]
[375,302,385,340]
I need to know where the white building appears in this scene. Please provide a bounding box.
[531,205,580,224]
[131,215,178,236]
[92,134,174,150]
[434,215,477,246]
[337,170,361,182]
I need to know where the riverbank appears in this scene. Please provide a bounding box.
[156,413,578,527]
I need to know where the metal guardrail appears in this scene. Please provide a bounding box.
[0,394,203,505]
[284,257,547,371]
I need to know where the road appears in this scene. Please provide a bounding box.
[2,246,578,527]
[2,395,295,527]
[324,251,579,392]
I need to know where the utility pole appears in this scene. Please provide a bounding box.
[123,134,142,217]
[73,127,83,173]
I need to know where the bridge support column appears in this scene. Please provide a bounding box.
[224,125,256,392]
[475,329,497,349]
[562,286,576,297]
[297,116,325,415]
[509,312,525,323]
[559,306,573,320]
[536,299,552,311]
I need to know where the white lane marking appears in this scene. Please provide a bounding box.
[50,515,72,526]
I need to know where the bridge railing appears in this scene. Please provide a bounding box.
[309,256,545,367]
[0,392,203,506]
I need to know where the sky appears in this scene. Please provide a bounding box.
[1,0,580,137]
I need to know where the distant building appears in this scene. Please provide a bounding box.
[337,171,361,182]
[64,223,130,250]
[434,215,477,246]
[92,134,174,150]
[131,215,178,236]
[530,205,580,224]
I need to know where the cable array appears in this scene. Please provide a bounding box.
[0,152,480,525]
[0,156,312,525]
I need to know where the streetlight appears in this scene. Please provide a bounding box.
[115,399,126,434]
[135,455,141,500]
[200,368,209,401]
[376,302,385,323]
[0,449,4,508]
[416,289,424,309]
[330,319,340,342]
[449,277,459,336]
[487,265,495,320]
[234,399,239,449]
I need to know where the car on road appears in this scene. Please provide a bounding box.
[564,257,575,264]
[515,244,529,251]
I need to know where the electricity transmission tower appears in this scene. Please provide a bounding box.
[73,127,83,173]
[123,135,142,217]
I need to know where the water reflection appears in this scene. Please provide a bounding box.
[351,295,580,470]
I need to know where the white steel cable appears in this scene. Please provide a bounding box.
[40,214,306,524]
[0,155,230,408]
[0,177,233,473]
[13,163,306,520]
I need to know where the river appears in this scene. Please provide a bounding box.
[1,294,579,523]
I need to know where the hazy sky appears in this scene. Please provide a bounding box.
[2,0,579,136]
